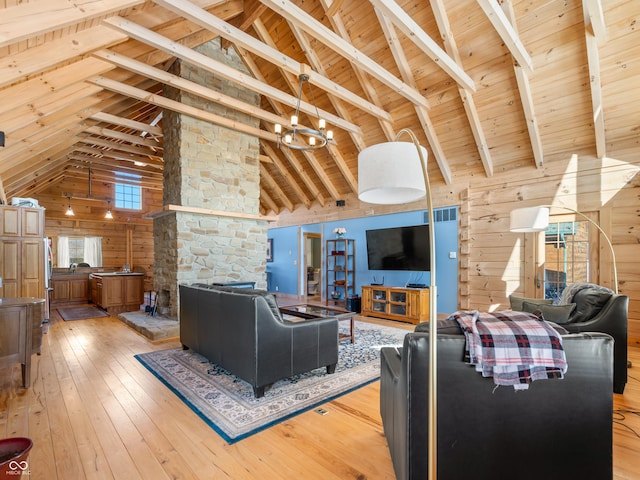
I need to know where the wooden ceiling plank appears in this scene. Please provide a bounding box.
[0,27,124,88]
[476,0,534,73]
[0,0,143,48]
[149,0,393,122]
[260,189,280,216]
[501,0,544,168]
[69,154,163,177]
[102,16,367,132]
[0,57,111,114]
[74,146,163,169]
[260,164,295,212]
[260,143,313,208]
[369,0,477,91]
[261,141,326,207]
[325,0,345,17]
[259,0,431,108]
[375,6,455,183]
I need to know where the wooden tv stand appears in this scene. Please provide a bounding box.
[361,285,429,324]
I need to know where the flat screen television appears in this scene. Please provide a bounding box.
[366,224,430,271]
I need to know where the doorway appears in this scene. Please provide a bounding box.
[304,233,322,301]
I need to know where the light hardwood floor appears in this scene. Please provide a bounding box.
[1,309,639,479]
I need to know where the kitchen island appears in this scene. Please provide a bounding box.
[89,272,144,315]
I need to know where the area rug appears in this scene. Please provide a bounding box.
[135,321,408,443]
[57,305,109,321]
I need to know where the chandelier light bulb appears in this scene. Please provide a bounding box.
[291,115,298,127]
[319,119,326,130]
[285,134,292,144]
[327,130,333,141]
[309,137,316,146]
[274,123,282,134]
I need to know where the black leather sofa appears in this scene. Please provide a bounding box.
[380,325,614,480]
[179,284,339,397]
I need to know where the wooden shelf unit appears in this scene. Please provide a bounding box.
[361,285,429,324]
[325,238,355,309]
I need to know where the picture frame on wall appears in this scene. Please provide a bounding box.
[266,238,273,262]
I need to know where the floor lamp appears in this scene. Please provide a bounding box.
[358,128,438,480]
[510,205,618,294]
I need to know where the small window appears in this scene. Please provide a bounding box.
[68,237,84,265]
[115,183,141,210]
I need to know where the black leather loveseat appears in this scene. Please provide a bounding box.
[179,284,339,397]
[380,321,614,480]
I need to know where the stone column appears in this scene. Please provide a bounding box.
[154,39,267,317]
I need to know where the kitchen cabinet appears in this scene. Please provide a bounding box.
[90,273,143,314]
[0,206,45,299]
[51,274,89,304]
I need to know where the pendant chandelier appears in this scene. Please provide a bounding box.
[275,73,333,150]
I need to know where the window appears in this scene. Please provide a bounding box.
[115,183,141,210]
[543,219,591,302]
[57,236,103,268]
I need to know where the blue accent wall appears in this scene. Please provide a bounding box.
[267,207,459,314]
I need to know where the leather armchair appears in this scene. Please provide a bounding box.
[559,288,628,394]
[380,329,614,480]
[179,284,338,397]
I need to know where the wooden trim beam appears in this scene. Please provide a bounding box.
[145,204,277,222]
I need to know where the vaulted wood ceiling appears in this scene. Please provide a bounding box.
[0,0,636,215]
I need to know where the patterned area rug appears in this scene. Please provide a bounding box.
[57,305,109,321]
[135,321,407,443]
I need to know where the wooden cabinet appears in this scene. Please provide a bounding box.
[361,285,430,324]
[0,298,45,388]
[51,274,89,304]
[91,273,143,314]
[325,238,355,309]
[0,206,45,300]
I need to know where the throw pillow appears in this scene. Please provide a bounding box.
[568,288,612,323]
[509,295,553,311]
[522,301,576,324]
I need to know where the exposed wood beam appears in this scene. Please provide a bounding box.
[77,135,162,161]
[583,0,607,45]
[369,0,476,91]
[260,143,314,208]
[150,0,395,121]
[92,49,307,135]
[326,0,345,17]
[501,0,544,168]
[258,0,431,108]
[83,126,162,149]
[102,16,368,132]
[260,189,280,216]
[375,5,455,184]
[476,0,533,72]
[88,75,280,143]
[582,1,606,159]
[90,112,163,136]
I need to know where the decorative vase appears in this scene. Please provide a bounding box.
[336,233,344,239]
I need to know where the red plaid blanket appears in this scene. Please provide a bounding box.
[451,310,567,390]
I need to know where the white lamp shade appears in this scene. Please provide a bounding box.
[510,206,550,232]
[358,141,428,204]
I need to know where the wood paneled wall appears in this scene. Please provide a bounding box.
[36,176,161,291]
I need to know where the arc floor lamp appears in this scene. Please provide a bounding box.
[358,128,438,480]
[510,205,618,294]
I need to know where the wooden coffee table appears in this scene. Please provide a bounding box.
[279,303,356,343]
